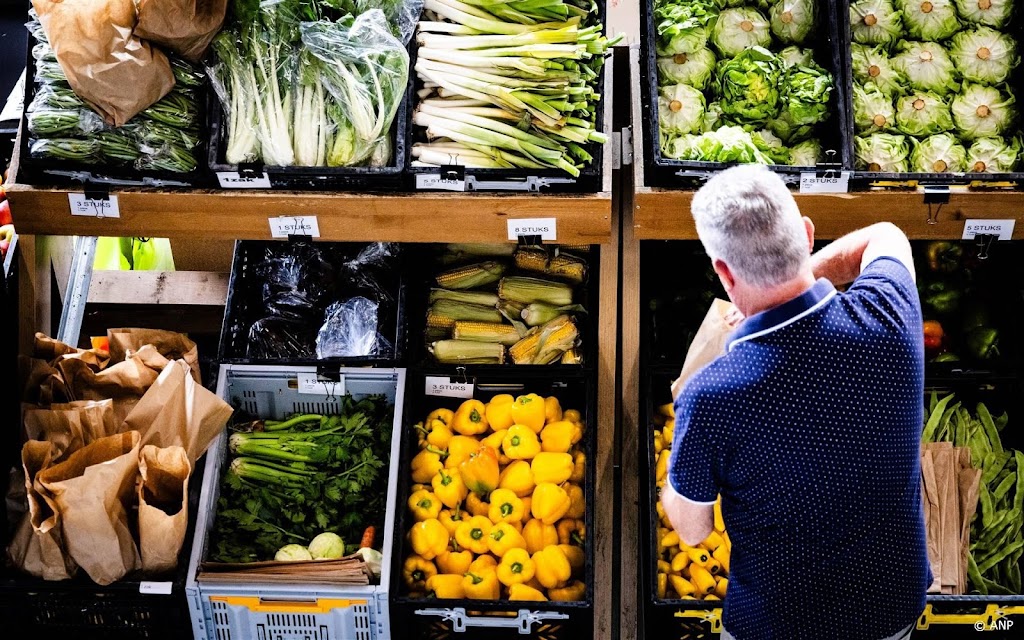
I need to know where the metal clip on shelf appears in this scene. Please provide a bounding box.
[414,607,569,634]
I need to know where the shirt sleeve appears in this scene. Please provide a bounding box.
[668,390,720,504]
[845,256,922,330]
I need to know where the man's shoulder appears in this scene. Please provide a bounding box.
[677,351,759,408]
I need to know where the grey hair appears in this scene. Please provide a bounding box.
[690,165,809,288]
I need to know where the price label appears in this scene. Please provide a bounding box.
[270,215,320,239]
[297,373,345,397]
[962,219,1015,241]
[425,376,474,399]
[415,173,466,192]
[507,218,557,241]
[69,193,120,218]
[139,581,173,595]
[217,171,272,189]
[798,171,851,194]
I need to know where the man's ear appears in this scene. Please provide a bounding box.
[804,216,815,253]
[713,259,735,293]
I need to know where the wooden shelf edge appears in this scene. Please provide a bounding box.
[87,270,229,306]
[5,185,614,244]
[634,189,1024,240]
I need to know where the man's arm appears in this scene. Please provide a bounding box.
[809,222,915,286]
[661,483,714,546]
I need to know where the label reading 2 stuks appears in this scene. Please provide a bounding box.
[425,376,474,399]
[507,218,557,241]
[962,219,1015,241]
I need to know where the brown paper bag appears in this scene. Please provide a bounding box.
[58,344,170,426]
[23,406,86,461]
[137,445,191,573]
[107,328,201,383]
[671,298,742,400]
[37,432,142,585]
[32,332,82,361]
[932,445,961,594]
[32,0,174,126]
[920,447,942,593]
[956,449,982,594]
[134,0,228,63]
[122,359,233,465]
[19,355,65,407]
[51,399,118,444]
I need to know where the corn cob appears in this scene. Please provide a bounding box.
[427,299,503,329]
[522,302,564,327]
[441,243,516,264]
[435,261,506,289]
[561,349,582,365]
[508,314,578,364]
[452,321,521,345]
[498,276,573,306]
[430,340,506,364]
[513,246,550,273]
[558,243,592,253]
[429,288,500,307]
[509,329,541,364]
[513,247,587,284]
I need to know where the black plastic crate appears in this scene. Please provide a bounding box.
[0,453,207,640]
[839,0,1024,187]
[641,0,852,189]
[402,5,609,194]
[218,239,408,366]
[406,244,599,372]
[389,369,597,639]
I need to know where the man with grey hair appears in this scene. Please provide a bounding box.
[661,165,930,640]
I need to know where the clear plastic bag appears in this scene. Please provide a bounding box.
[338,242,401,304]
[315,297,392,358]
[29,84,86,111]
[32,40,57,62]
[247,316,317,359]
[27,106,106,137]
[29,137,100,162]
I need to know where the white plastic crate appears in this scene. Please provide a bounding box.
[185,365,406,640]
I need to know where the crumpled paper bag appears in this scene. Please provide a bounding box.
[107,327,201,383]
[671,298,743,400]
[137,445,191,573]
[134,0,228,63]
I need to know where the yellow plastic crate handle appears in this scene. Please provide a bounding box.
[674,607,722,632]
[210,596,367,613]
[917,604,1024,630]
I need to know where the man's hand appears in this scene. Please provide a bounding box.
[810,222,915,286]
[661,482,715,547]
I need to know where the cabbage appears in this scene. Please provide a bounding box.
[752,129,791,164]
[910,133,967,172]
[789,138,823,166]
[777,61,833,126]
[710,8,771,58]
[768,109,815,143]
[658,84,707,135]
[966,136,1021,172]
[702,101,727,132]
[897,0,960,41]
[854,84,897,133]
[654,0,719,56]
[895,91,954,136]
[662,133,701,159]
[308,532,346,560]
[951,83,1017,140]
[855,132,911,171]
[770,0,816,44]
[778,46,815,68]
[949,27,1018,85]
[275,544,313,561]
[850,0,904,47]
[851,43,906,95]
[715,46,781,125]
[892,41,960,95]
[690,125,774,163]
[656,47,717,89]
[953,0,1013,28]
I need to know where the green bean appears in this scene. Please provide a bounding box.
[142,91,199,128]
[35,60,68,85]
[170,57,205,88]
[978,402,1004,455]
[29,137,99,162]
[1014,452,1024,513]
[994,469,1017,502]
[982,451,1012,486]
[96,131,141,164]
[976,537,1024,574]
[31,41,56,62]
[979,483,996,528]
[968,552,988,594]
[34,86,86,110]
[922,394,954,442]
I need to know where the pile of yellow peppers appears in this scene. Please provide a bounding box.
[404,393,588,602]
[653,402,730,602]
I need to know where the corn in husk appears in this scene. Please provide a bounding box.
[430,339,506,364]
[561,349,582,365]
[435,261,506,289]
[509,314,578,365]
[453,321,522,345]
[440,243,517,264]
[427,299,503,329]
[514,247,587,284]
[521,302,586,327]
[429,288,500,307]
[498,276,574,306]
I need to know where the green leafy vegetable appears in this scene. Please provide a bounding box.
[951,83,1017,140]
[850,0,904,47]
[892,40,960,95]
[966,135,1021,172]
[788,138,823,166]
[710,7,771,58]
[910,132,967,172]
[854,83,897,133]
[895,90,954,136]
[769,0,815,45]
[658,83,706,135]
[953,0,1013,28]
[777,45,815,69]
[855,132,911,171]
[897,0,960,41]
[715,46,781,126]
[777,60,833,127]
[654,0,719,56]
[851,43,906,95]
[751,128,791,164]
[949,27,1018,86]
[656,47,717,89]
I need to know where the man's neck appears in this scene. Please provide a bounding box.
[742,270,818,317]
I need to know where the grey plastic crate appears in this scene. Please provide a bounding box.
[185,365,407,640]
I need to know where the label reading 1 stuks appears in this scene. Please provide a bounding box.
[297,373,345,397]
[139,581,173,595]
[217,171,272,189]
[69,193,120,218]
[507,218,557,241]
[425,376,474,399]
[415,173,467,192]
[962,219,1015,241]
[270,215,321,238]
[798,171,851,194]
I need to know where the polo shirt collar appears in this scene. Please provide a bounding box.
[727,278,837,351]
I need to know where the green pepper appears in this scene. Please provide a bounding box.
[966,326,999,360]
[932,352,960,362]
[925,241,963,273]
[923,288,962,315]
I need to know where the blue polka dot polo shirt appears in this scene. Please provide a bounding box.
[669,256,932,640]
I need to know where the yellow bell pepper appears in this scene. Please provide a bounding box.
[488,489,525,524]
[655,449,669,482]
[532,545,572,589]
[410,519,449,560]
[713,545,730,574]
[432,468,469,509]
[523,519,559,554]
[418,413,455,449]
[487,522,527,557]
[462,569,500,600]
[531,452,574,485]
[409,489,443,522]
[548,580,586,602]
[502,425,541,460]
[544,396,562,424]
[436,549,473,575]
[569,451,585,484]
[511,393,546,433]
[558,544,584,576]
[403,555,437,591]
[452,399,489,436]
[670,575,695,598]
[469,554,498,573]
[455,515,493,555]
[428,408,455,426]
[445,435,481,469]
[426,573,466,599]
[498,460,535,498]
[508,583,548,601]
[540,421,580,453]
[563,409,582,424]
[485,394,515,431]
[465,491,491,518]
[496,547,536,586]
[520,496,532,521]
[482,430,509,462]
[656,573,668,599]
[411,448,445,484]
[557,519,586,546]
[460,445,500,497]
[439,509,469,536]
[564,483,585,519]
[531,483,571,525]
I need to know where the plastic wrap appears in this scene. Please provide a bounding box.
[34,59,69,86]
[29,84,86,111]
[29,137,100,162]
[27,106,106,137]
[315,296,392,357]
[207,29,262,164]
[96,129,143,165]
[246,316,317,359]
[32,40,57,62]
